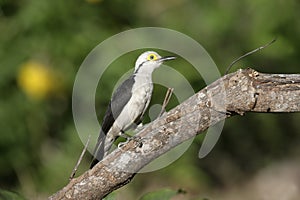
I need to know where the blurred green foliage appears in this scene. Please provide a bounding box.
[0,0,299,199]
[139,188,182,200]
[0,189,26,200]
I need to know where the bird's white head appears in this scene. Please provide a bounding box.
[134,51,176,75]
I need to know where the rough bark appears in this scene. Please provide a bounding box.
[49,68,300,200]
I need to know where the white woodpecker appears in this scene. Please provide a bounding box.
[90,51,176,168]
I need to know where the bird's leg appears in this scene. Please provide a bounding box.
[134,122,144,132]
[118,130,132,139]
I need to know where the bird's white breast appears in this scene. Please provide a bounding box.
[114,75,153,131]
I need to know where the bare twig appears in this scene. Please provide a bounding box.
[69,135,91,181]
[225,38,277,75]
[159,87,174,117]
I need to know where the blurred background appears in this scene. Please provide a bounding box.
[0,0,299,199]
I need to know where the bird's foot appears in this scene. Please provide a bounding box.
[117,135,144,149]
[117,137,130,149]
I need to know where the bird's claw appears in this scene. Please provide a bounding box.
[117,138,130,149]
[117,135,144,149]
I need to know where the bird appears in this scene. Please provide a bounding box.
[90,51,176,168]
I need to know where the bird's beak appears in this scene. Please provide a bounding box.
[158,56,176,62]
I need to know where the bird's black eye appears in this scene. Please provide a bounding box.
[147,53,158,61]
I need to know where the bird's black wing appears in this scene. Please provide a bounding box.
[101,75,135,134]
[90,75,135,168]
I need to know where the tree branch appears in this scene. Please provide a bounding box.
[49,68,300,200]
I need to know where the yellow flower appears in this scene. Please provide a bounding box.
[17,61,58,100]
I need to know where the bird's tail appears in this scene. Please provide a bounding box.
[90,131,116,169]
[90,131,106,169]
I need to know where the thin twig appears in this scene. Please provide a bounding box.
[225,38,277,75]
[159,88,174,117]
[69,135,91,181]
